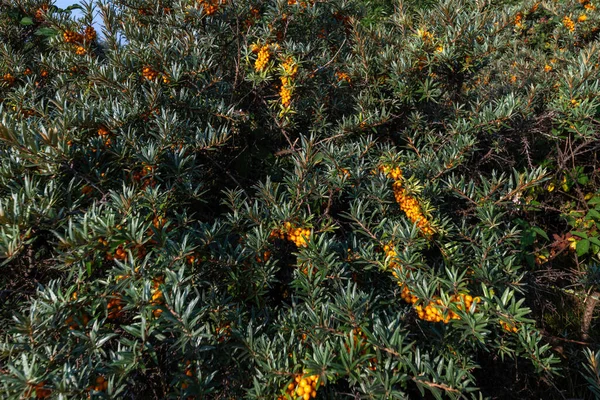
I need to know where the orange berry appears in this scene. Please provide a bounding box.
[84,26,96,41]
[63,30,83,43]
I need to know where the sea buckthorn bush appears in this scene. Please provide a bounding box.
[1,0,599,398]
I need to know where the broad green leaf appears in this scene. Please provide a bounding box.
[532,226,549,241]
[576,239,590,256]
[34,27,58,37]
[572,231,588,239]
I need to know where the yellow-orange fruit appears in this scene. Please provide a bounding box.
[63,30,83,43]
[84,26,96,41]
[142,66,159,81]
[2,73,15,85]
[254,45,271,72]
[336,71,351,83]
[280,83,292,107]
[35,4,49,21]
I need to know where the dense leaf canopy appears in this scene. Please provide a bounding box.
[1,0,599,398]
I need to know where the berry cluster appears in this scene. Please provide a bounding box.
[581,0,596,10]
[338,168,351,179]
[115,266,140,282]
[151,276,165,317]
[215,323,232,343]
[181,360,194,389]
[417,29,435,45]
[280,81,292,106]
[64,26,96,43]
[335,71,350,83]
[399,285,419,304]
[401,286,480,323]
[153,215,167,230]
[98,236,109,248]
[282,57,298,76]
[245,6,260,27]
[102,236,142,262]
[278,373,320,400]
[133,163,157,188]
[563,16,575,32]
[63,30,83,43]
[500,319,519,333]
[90,376,108,392]
[379,164,435,238]
[137,7,153,16]
[107,243,127,261]
[384,242,481,323]
[2,73,15,85]
[514,12,524,28]
[377,164,402,181]
[287,0,314,7]
[270,222,311,247]
[65,312,90,330]
[81,185,93,195]
[107,294,124,320]
[255,250,272,263]
[393,184,435,238]
[142,66,160,81]
[414,300,448,323]
[34,3,49,22]
[383,242,411,280]
[98,126,112,146]
[34,382,51,398]
[84,26,96,41]
[298,260,315,275]
[253,44,271,72]
[279,57,298,107]
[198,0,224,15]
[63,27,95,56]
[11,107,36,118]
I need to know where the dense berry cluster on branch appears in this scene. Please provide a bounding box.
[253,43,272,72]
[278,373,320,400]
[378,164,435,237]
[270,222,312,247]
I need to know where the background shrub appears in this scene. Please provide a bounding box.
[1,0,599,398]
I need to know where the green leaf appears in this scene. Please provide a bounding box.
[588,196,600,206]
[20,17,34,26]
[572,231,589,239]
[65,4,83,11]
[34,27,59,37]
[521,228,535,247]
[587,209,600,220]
[588,236,600,247]
[532,226,549,241]
[576,239,590,256]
